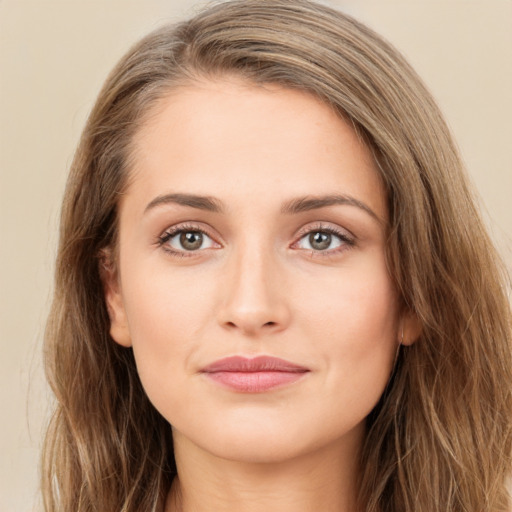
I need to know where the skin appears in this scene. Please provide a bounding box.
[104,78,419,512]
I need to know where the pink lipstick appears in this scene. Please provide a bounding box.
[201,356,309,392]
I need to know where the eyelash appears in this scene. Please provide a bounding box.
[293,223,355,257]
[157,223,217,258]
[156,222,355,259]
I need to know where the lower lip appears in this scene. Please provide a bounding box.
[204,371,307,392]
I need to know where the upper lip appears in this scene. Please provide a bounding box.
[201,356,310,373]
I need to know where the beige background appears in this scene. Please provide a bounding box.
[1,1,510,511]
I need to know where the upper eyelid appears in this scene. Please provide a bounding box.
[160,222,216,237]
[294,222,355,240]
[159,221,351,236]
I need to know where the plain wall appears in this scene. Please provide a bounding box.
[1,1,510,510]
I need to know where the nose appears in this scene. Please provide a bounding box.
[217,243,291,336]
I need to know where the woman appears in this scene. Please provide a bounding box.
[42,0,512,511]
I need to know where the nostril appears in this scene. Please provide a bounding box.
[224,320,277,330]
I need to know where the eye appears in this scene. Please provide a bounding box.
[158,225,218,255]
[293,225,354,254]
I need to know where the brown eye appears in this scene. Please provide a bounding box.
[308,232,332,251]
[160,228,216,253]
[180,231,204,251]
[294,227,352,254]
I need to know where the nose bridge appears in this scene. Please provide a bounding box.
[234,238,273,303]
[218,233,289,334]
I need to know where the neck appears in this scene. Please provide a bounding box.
[165,429,363,512]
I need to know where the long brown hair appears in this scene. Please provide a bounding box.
[42,1,512,510]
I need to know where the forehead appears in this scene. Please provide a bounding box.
[125,78,387,220]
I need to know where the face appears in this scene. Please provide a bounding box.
[105,78,413,464]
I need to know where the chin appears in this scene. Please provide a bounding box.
[172,411,365,466]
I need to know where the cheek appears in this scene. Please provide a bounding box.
[121,265,218,405]
[297,256,398,343]
[295,258,399,397]
[124,258,215,339]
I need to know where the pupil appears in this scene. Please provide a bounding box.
[310,232,331,250]
[180,231,203,250]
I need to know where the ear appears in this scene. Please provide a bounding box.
[400,309,422,346]
[99,248,132,347]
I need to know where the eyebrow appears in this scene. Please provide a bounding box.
[144,193,224,214]
[144,192,382,223]
[281,194,382,223]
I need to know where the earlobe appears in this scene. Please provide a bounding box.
[400,310,422,346]
[99,249,132,348]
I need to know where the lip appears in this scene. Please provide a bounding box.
[200,356,310,393]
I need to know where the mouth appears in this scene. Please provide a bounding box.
[200,355,310,393]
